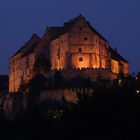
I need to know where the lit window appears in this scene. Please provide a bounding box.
[79,57,83,61]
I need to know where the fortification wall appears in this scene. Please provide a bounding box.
[51,68,118,81]
[40,88,94,104]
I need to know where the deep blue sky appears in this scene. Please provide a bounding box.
[0,0,140,74]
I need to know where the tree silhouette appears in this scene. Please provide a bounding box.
[27,73,46,110]
[33,53,51,75]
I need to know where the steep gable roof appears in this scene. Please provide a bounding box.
[10,34,40,59]
[44,27,64,41]
[10,15,128,65]
[45,15,109,43]
[109,47,128,63]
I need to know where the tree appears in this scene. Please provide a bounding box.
[53,71,64,89]
[33,53,51,75]
[27,73,46,110]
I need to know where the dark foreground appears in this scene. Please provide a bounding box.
[1,84,140,140]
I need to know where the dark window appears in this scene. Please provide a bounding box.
[79,27,82,31]
[84,37,88,40]
[78,48,82,53]
[79,57,83,61]
[57,48,60,59]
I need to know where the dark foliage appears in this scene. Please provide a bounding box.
[1,75,140,139]
[33,54,51,75]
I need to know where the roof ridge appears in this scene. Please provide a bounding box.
[110,47,128,62]
[10,34,40,59]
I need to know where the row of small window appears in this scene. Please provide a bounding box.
[78,47,96,53]
[78,48,107,53]
[55,37,88,46]
[77,27,109,45]
[79,56,108,62]
[72,37,88,41]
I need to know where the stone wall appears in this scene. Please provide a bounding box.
[9,15,129,93]
[111,59,119,74]
[50,15,111,71]
[122,62,130,75]
[51,33,69,69]
[9,52,35,93]
[40,88,94,104]
[51,68,117,82]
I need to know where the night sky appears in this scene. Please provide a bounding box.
[0,0,140,74]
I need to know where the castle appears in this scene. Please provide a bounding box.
[9,15,129,93]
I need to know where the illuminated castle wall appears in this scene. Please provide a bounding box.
[9,15,129,93]
[51,16,110,70]
[9,35,39,92]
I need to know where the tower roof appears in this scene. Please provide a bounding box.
[109,47,128,63]
[45,14,109,42]
[10,34,40,59]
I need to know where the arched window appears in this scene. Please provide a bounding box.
[79,57,83,61]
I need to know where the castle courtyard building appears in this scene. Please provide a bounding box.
[9,15,129,93]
